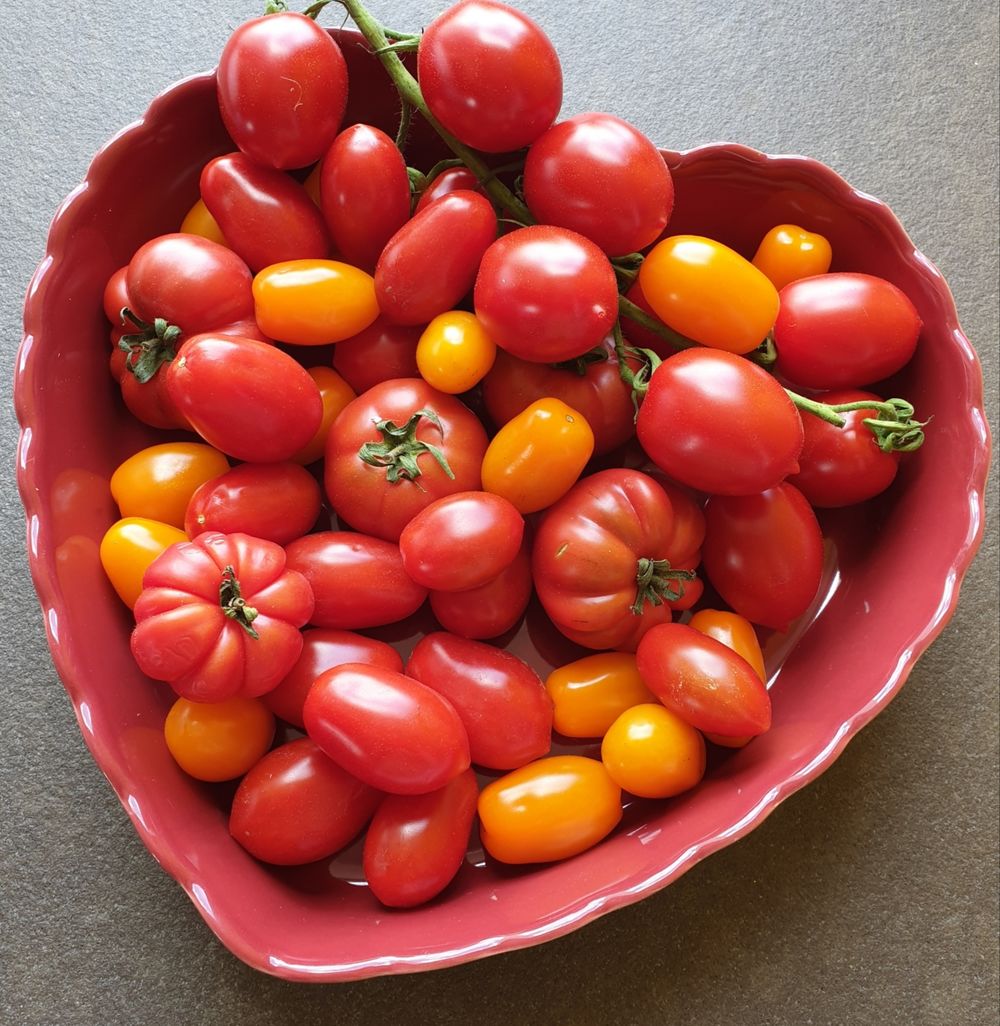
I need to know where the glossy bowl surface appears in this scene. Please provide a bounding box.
[15,32,990,982]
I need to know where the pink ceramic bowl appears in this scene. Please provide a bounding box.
[15,32,990,982]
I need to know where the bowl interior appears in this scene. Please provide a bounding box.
[17,33,989,980]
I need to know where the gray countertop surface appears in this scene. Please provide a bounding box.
[2,2,997,1023]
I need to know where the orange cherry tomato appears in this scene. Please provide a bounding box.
[546,652,656,738]
[478,755,622,864]
[302,163,323,207]
[164,696,275,782]
[638,235,779,355]
[752,224,833,292]
[292,366,357,465]
[481,398,594,513]
[252,259,379,345]
[99,517,187,609]
[601,703,706,798]
[688,608,766,748]
[180,197,228,248]
[110,442,230,528]
[416,310,497,394]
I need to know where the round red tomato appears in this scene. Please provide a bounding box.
[325,378,488,542]
[304,663,471,795]
[103,266,130,324]
[774,272,922,389]
[332,316,422,393]
[474,225,619,363]
[415,166,482,214]
[418,0,562,153]
[702,482,824,631]
[524,113,674,257]
[217,12,348,170]
[637,349,804,496]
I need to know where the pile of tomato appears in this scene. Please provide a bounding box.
[98,0,926,908]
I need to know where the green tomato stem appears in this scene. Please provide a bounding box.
[617,294,696,354]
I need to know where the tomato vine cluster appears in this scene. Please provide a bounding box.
[99,0,927,909]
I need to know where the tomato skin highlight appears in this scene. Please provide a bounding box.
[752,224,832,291]
[545,652,656,738]
[229,738,379,866]
[363,769,479,908]
[100,517,188,609]
[478,756,622,864]
[406,632,553,770]
[164,696,275,782]
[217,12,348,170]
[303,664,471,795]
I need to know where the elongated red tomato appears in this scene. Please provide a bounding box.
[332,317,422,393]
[217,12,348,170]
[229,739,379,865]
[363,769,479,908]
[375,191,497,326]
[201,153,330,272]
[284,531,427,630]
[304,664,471,794]
[321,124,411,271]
[165,334,322,462]
[406,633,553,769]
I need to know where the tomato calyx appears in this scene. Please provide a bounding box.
[219,564,261,639]
[265,0,290,13]
[632,557,697,615]
[117,307,181,384]
[358,408,457,484]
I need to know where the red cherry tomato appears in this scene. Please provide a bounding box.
[474,225,619,363]
[524,113,674,257]
[304,664,471,795]
[399,491,524,592]
[103,266,130,324]
[788,389,901,506]
[165,334,323,462]
[363,769,479,908]
[774,273,922,389]
[284,531,427,630]
[418,0,562,153]
[406,632,553,769]
[636,623,772,736]
[184,462,321,545]
[325,378,488,542]
[415,166,482,214]
[375,191,497,326]
[217,12,348,170]
[637,349,804,496]
[320,124,411,272]
[113,347,189,430]
[262,628,403,729]
[332,316,422,393]
[702,482,824,631]
[131,532,314,702]
[200,153,330,272]
[229,738,379,865]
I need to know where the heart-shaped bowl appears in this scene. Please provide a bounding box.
[15,31,990,982]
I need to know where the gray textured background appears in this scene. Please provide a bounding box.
[2,1,997,1023]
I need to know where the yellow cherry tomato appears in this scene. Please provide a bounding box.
[481,398,594,513]
[99,517,187,609]
[638,235,779,355]
[478,755,622,864]
[601,704,706,799]
[110,442,229,528]
[302,162,323,207]
[180,197,228,247]
[416,311,497,394]
[546,652,656,738]
[752,224,833,292]
[164,697,275,782]
[292,367,357,465]
[688,608,766,748]
[253,259,379,345]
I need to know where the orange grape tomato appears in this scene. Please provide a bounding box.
[292,367,357,465]
[180,197,228,247]
[99,517,187,608]
[164,696,275,782]
[481,398,595,514]
[302,162,323,207]
[110,442,230,528]
[416,310,497,394]
[478,755,622,864]
[252,259,379,345]
[600,703,706,799]
[546,652,656,738]
[638,235,779,355]
[752,224,833,292]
